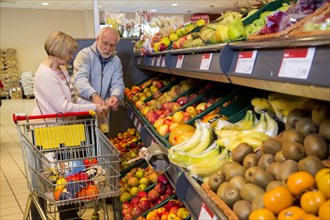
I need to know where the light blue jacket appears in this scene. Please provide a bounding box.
[73,42,125,100]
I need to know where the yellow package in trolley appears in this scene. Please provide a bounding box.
[35,124,86,149]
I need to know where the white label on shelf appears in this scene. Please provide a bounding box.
[151,57,156,66]
[156,56,162,66]
[161,56,166,67]
[278,47,315,79]
[199,203,217,220]
[176,55,184,68]
[138,57,142,65]
[137,121,142,131]
[235,50,258,74]
[134,118,139,127]
[200,53,213,70]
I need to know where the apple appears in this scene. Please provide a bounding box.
[157,174,168,185]
[172,111,184,124]
[169,122,180,132]
[169,205,180,214]
[167,213,177,220]
[196,102,206,114]
[185,106,197,117]
[138,184,147,191]
[205,101,213,109]
[123,213,134,220]
[176,96,189,105]
[182,116,191,123]
[132,206,144,217]
[138,198,151,211]
[156,207,167,218]
[130,197,140,206]
[154,182,166,195]
[147,189,160,203]
[149,85,158,94]
[157,124,170,136]
[182,210,190,218]
[160,37,171,46]
[153,80,165,90]
[134,100,145,110]
[141,106,151,116]
[158,42,168,51]
[160,211,170,220]
[153,118,165,129]
[172,41,179,49]
[155,109,165,116]
[122,207,132,217]
[188,93,198,102]
[169,33,179,42]
[153,91,163,100]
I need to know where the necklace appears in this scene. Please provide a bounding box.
[52,67,77,103]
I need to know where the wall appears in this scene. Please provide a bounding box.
[0,8,95,73]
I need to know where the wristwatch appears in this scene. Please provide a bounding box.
[90,92,99,99]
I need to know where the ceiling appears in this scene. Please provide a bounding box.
[0,0,263,14]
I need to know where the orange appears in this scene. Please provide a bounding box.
[287,171,315,195]
[278,206,306,220]
[263,186,293,214]
[249,208,276,220]
[318,199,329,220]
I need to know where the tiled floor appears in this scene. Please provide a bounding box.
[0,99,115,220]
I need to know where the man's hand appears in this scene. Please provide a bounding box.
[107,96,119,111]
[91,93,105,106]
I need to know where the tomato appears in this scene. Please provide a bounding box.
[278,206,306,220]
[300,190,326,215]
[318,200,330,220]
[287,171,315,195]
[83,158,98,168]
[263,186,293,214]
[315,169,330,199]
[249,208,276,220]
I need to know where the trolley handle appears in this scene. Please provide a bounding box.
[13,111,95,123]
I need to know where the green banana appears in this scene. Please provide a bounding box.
[168,120,203,154]
[187,123,213,154]
[168,141,220,168]
[187,149,230,179]
[264,111,278,137]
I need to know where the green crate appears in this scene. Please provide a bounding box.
[242,0,291,26]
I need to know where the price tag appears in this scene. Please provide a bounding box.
[199,203,217,220]
[278,47,315,79]
[151,57,156,66]
[176,55,184,68]
[199,53,213,70]
[138,57,142,65]
[137,121,142,131]
[134,118,139,127]
[161,56,166,67]
[156,56,162,66]
[235,50,258,74]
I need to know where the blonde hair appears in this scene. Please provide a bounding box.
[44,31,78,59]
[99,27,120,43]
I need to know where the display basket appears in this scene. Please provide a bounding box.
[13,111,121,219]
[201,182,239,220]
[288,3,330,37]
[248,2,330,41]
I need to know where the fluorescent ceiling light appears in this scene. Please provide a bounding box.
[172,3,178,6]
[42,2,48,6]
[99,5,102,8]
[151,9,157,12]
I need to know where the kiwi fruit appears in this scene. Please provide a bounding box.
[240,183,265,203]
[243,153,259,168]
[221,161,241,175]
[281,141,306,161]
[222,185,241,208]
[231,143,254,165]
[304,134,328,159]
[282,129,304,144]
[319,119,330,141]
[257,154,275,170]
[261,138,282,155]
[229,175,247,191]
[244,166,262,183]
[250,169,274,189]
[274,151,286,162]
[296,117,318,136]
[233,200,252,220]
[276,159,298,181]
[224,164,247,181]
[217,182,230,199]
[286,108,310,128]
[312,105,330,126]
[298,156,325,176]
[266,162,282,179]
[266,181,286,192]
[251,193,265,211]
[208,172,226,192]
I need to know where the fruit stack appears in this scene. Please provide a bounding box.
[203,103,329,219]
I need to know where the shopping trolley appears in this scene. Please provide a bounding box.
[13,111,121,220]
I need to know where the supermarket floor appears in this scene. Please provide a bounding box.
[0,99,115,220]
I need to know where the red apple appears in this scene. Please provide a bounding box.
[169,205,180,214]
[158,43,168,51]
[157,174,168,185]
[153,81,165,90]
[123,213,134,220]
[137,190,148,199]
[160,211,170,220]
[163,117,173,126]
[132,206,144,217]
[154,183,166,195]
[122,207,133,217]
[188,93,198,101]
[147,189,160,203]
[155,109,165,116]
[165,187,174,196]
[153,91,163,100]
[130,197,140,206]
[156,207,167,217]
[176,96,189,105]
[138,198,151,211]
[154,198,163,205]
[135,100,146,110]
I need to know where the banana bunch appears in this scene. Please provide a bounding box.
[215,111,278,151]
[187,148,230,181]
[168,120,214,168]
[214,110,257,131]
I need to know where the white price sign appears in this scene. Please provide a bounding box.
[137,122,142,131]
[156,56,162,66]
[200,53,213,70]
[278,47,315,79]
[138,57,142,65]
[235,50,258,74]
[176,55,185,68]
[199,203,217,220]
[161,56,166,67]
[134,118,139,127]
[151,57,156,66]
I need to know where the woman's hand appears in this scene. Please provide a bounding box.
[95,104,107,113]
